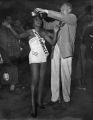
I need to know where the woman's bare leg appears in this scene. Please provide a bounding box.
[30,63,40,117]
[38,62,47,106]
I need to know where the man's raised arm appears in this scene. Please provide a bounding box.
[36,8,77,25]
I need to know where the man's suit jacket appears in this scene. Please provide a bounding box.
[44,11,77,58]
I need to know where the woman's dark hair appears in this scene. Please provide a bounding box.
[32,14,43,29]
[32,14,42,21]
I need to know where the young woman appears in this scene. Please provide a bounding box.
[19,13,58,117]
[27,15,58,117]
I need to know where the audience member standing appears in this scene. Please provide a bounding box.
[75,5,93,90]
[0,16,20,91]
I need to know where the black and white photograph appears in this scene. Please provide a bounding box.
[0,0,93,120]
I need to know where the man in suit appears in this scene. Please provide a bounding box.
[36,2,77,106]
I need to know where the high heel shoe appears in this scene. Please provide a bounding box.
[30,112,37,118]
[31,104,37,118]
[31,91,37,117]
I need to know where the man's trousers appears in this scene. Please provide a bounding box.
[51,44,72,102]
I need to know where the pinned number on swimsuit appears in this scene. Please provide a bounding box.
[32,51,38,56]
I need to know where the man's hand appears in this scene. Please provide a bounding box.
[54,25,60,33]
[35,8,48,14]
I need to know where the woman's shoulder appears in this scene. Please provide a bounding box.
[27,29,36,37]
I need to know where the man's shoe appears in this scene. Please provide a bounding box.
[30,106,37,118]
[47,101,55,105]
[30,112,37,118]
[38,104,45,109]
[46,101,60,106]
[61,101,70,108]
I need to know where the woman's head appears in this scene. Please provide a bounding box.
[32,15,43,29]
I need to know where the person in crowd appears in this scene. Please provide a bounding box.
[75,5,93,90]
[0,50,3,88]
[0,16,20,91]
[76,19,93,90]
[13,19,25,34]
[36,2,77,107]
[20,14,57,117]
[0,53,3,64]
[2,16,20,38]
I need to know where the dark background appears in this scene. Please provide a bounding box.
[0,0,93,119]
[0,0,92,21]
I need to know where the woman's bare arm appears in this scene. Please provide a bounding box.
[19,29,35,39]
[41,27,59,46]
